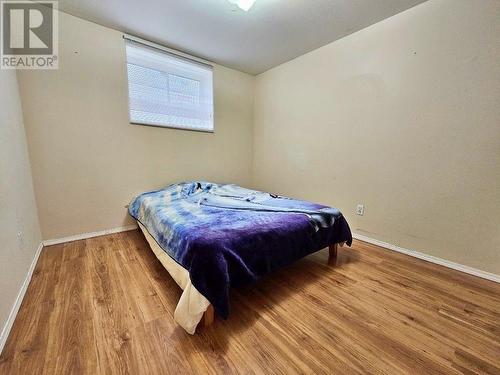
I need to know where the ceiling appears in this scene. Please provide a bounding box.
[58,0,427,75]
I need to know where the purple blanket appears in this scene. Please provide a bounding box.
[129,182,352,318]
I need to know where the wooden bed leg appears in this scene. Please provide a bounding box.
[202,304,214,327]
[329,243,338,263]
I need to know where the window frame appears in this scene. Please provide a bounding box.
[124,35,215,133]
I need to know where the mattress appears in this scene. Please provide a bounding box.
[129,181,352,322]
[138,222,210,334]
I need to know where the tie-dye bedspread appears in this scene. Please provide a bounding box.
[129,182,352,319]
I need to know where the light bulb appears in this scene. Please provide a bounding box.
[228,0,256,12]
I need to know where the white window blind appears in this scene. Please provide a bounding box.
[125,38,214,132]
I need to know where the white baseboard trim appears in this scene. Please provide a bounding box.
[0,242,44,354]
[43,225,138,246]
[353,233,500,284]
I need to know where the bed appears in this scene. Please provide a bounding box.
[129,181,352,334]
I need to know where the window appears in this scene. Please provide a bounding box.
[124,38,214,132]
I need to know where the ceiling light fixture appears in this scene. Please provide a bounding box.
[228,0,256,12]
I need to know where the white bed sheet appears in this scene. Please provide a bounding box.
[138,222,210,334]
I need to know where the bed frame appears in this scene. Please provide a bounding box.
[200,243,342,328]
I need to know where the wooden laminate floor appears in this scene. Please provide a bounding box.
[1,230,499,374]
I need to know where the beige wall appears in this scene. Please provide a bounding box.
[0,71,42,343]
[18,11,255,240]
[253,0,500,274]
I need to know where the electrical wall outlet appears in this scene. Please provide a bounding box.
[17,231,24,250]
[356,204,365,216]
